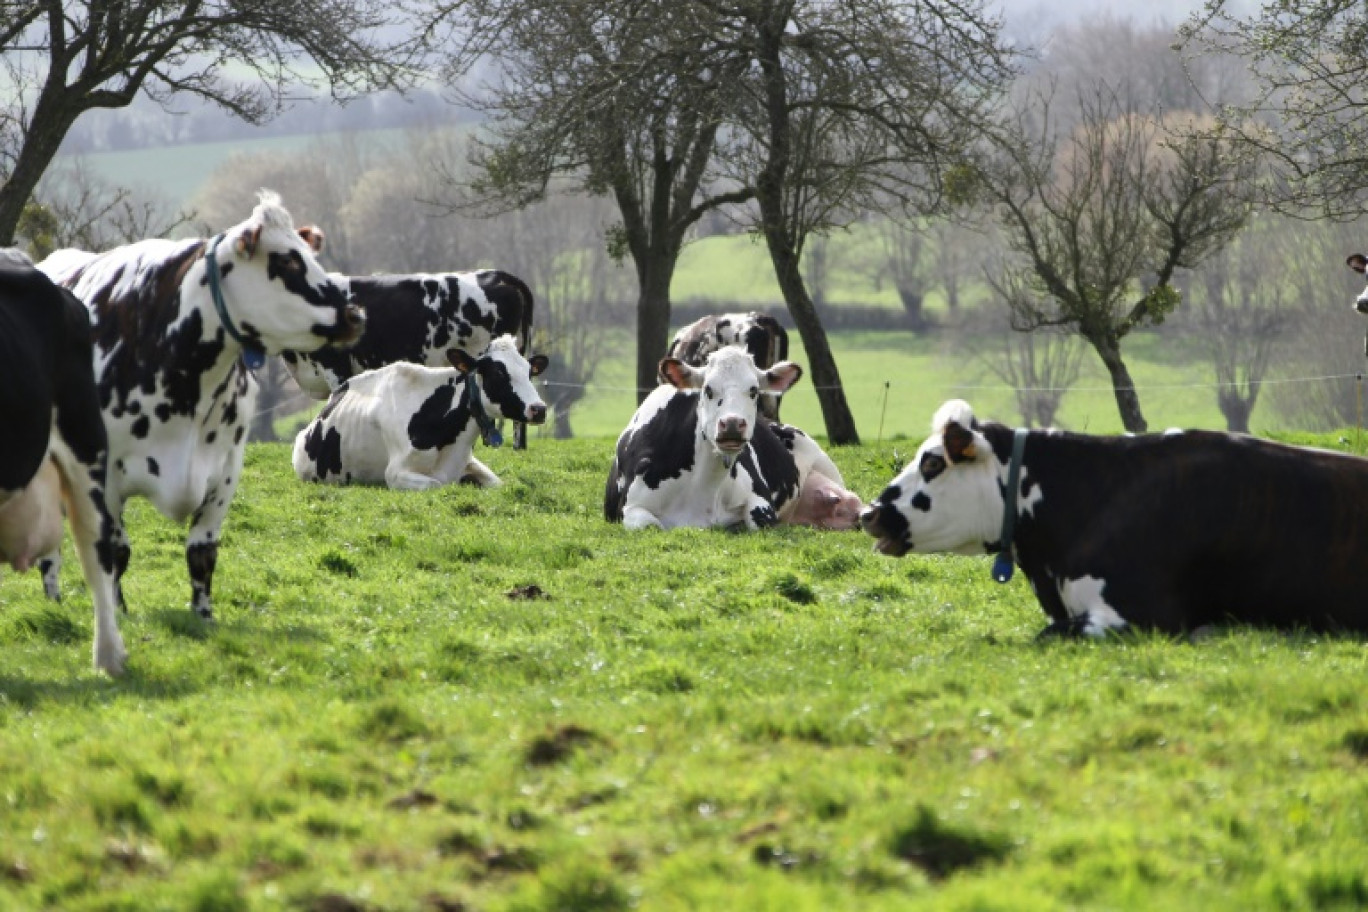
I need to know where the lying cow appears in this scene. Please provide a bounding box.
[0,251,125,674]
[39,190,363,620]
[860,398,1368,636]
[666,312,790,420]
[292,335,548,490]
[605,347,861,530]
[281,268,535,447]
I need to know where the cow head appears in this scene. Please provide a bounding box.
[209,191,363,354]
[449,335,549,424]
[659,346,803,465]
[860,399,1003,557]
[1348,254,1368,313]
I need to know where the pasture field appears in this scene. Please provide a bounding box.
[4,436,1368,911]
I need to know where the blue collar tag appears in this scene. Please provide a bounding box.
[992,427,1029,584]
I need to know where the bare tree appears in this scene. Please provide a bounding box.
[0,0,427,243]
[928,219,980,313]
[1181,211,1297,433]
[976,87,1257,432]
[1182,1,1368,218]
[967,267,1085,428]
[871,219,933,329]
[16,157,191,257]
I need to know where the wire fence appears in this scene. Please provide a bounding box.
[257,370,1368,447]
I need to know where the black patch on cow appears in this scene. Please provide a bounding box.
[407,379,470,451]
[206,430,216,444]
[130,415,150,439]
[147,457,160,477]
[604,393,700,521]
[737,419,803,515]
[871,483,911,547]
[919,452,946,482]
[911,491,932,512]
[476,359,530,421]
[302,424,345,480]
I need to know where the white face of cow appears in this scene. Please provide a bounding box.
[450,336,549,424]
[1347,254,1368,314]
[660,346,803,463]
[211,192,362,354]
[860,400,1004,557]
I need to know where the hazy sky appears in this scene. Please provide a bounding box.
[995,0,1209,36]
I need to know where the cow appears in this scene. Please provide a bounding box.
[605,347,862,531]
[37,190,364,620]
[665,312,790,420]
[0,250,125,674]
[292,335,549,490]
[280,268,535,447]
[860,398,1368,637]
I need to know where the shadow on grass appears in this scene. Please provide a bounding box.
[0,664,201,710]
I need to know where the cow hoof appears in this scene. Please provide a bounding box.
[96,642,128,677]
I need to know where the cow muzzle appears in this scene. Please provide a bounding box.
[860,504,910,557]
[526,403,547,425]
[714,417,749,453]
[328,304,367,348]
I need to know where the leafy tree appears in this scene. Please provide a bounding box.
[0,0,426,243]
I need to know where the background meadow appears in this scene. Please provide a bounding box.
[4,436,1368,911]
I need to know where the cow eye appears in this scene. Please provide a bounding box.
[749,386,758,399]
[704,385,714,399]
[920,452,946,481]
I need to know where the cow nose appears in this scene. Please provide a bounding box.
[527,403,547,424]
[719,417,747,436]
[344,304,366,329]
[1356,297,1368,315]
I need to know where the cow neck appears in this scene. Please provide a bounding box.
[204,234,267,371]
[462,370,503,448]
[991,426,1029,584]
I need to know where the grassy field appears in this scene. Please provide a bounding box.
[4,435,1368,911]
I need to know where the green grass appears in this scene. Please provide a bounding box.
[4,436,1368,910]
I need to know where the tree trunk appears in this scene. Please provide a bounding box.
[634,263,673,405]
[897,286,927,331]
[1218,388,1253,434]
[763,228,859,444]
[0,89,80,245]
[1090,334,1147,433]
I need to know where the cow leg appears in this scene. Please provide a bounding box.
[185,449,247,620]
[458,457,503,488]
[49,442,126,676]
[622,505,664,530]
[513,421,527,450]
[39,553,61,601]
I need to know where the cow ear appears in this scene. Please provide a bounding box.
[1349,254,1368,275]
[528,354,549,377]
[763,361,803,394]
[298,225,325,253]
[942,421,978,463]
[660,358,701,389]
[235,225,262,259]
[446,348,477,373]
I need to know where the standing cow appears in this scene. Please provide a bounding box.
[606,347,861,530]
[0,251,126,674]
[38,190,364,620]
[666,312,790,420]
[293,336,548,490]
[281,268,535,447]
[860,398,1368,636]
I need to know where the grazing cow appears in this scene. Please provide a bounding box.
[293,336,548,490]
[606,347,860,530]
[280,268,535,446]
[38,190,364,620]
[860,398,1368,637]
[0,251,125,674]
[666,312,790,420]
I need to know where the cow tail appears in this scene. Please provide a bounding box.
[504,272,535,354]
[604,459,624,522]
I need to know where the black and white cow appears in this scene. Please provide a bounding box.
[38,191,363,620]
[0,250,125,674]
[665,312,790,420]
[606,347,861,530]
[860,398,1368,637]
[280,268,535,446]
[293,335,548,490]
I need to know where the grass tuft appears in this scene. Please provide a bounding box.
[768,571,817,604]
[4,604,84,644]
